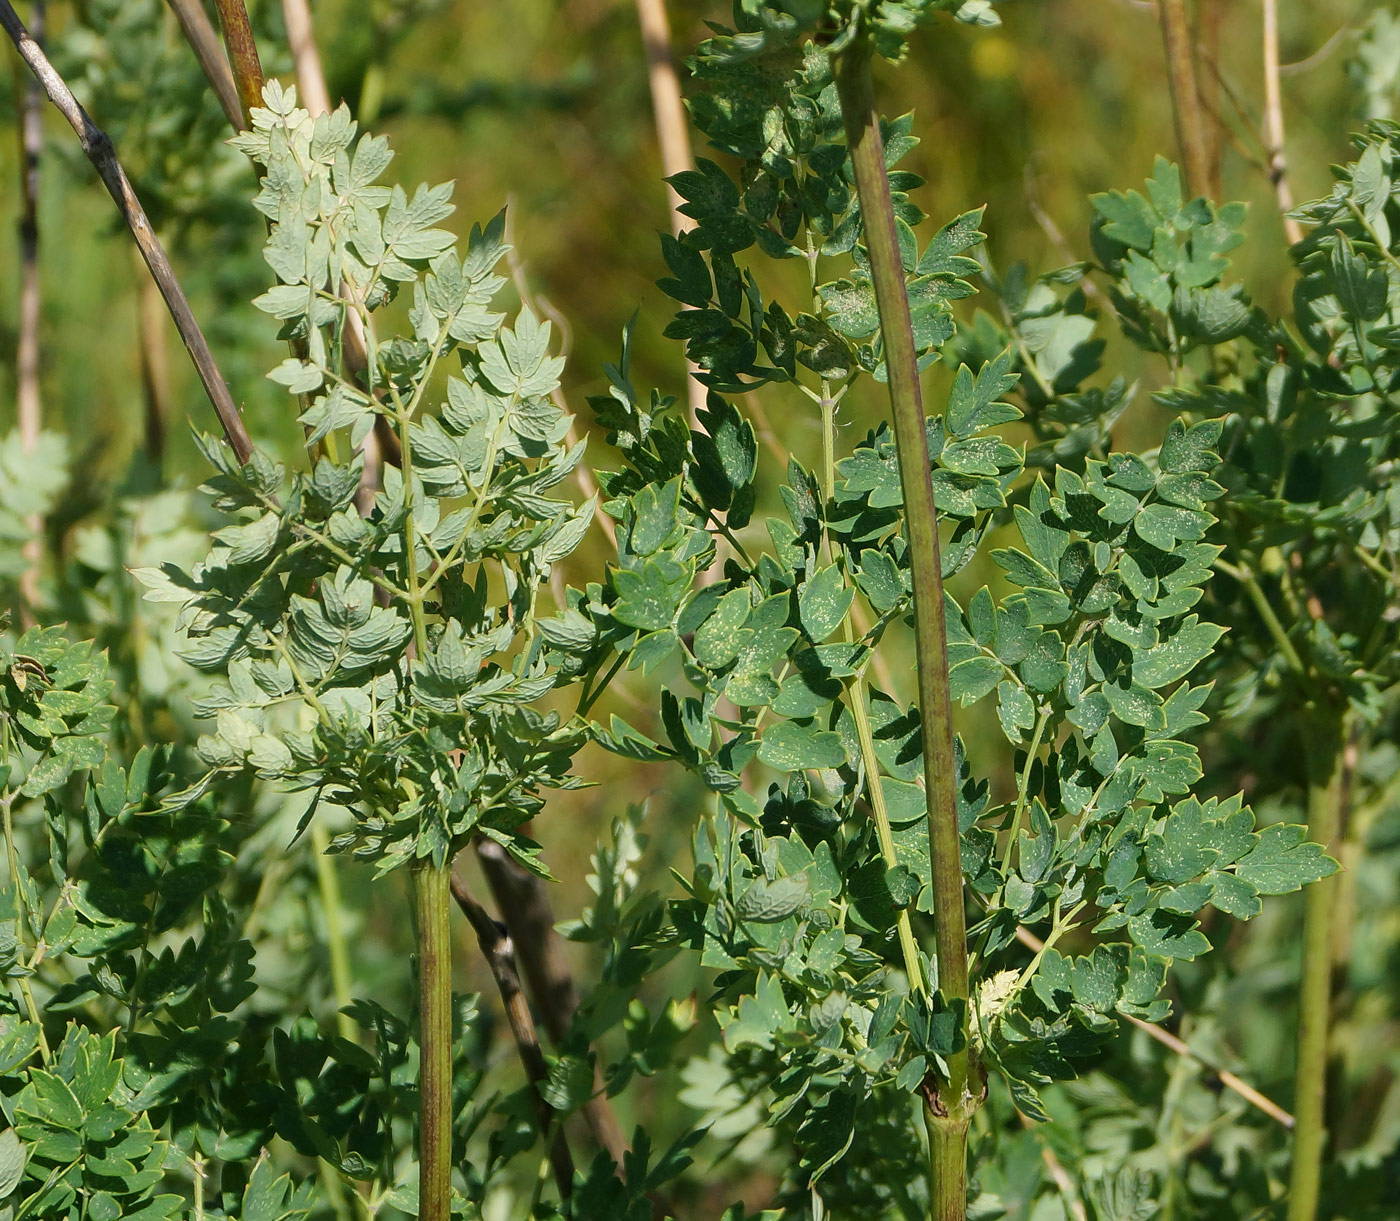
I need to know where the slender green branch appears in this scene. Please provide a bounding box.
[414,860,454,1221]
[999,710,1050,873]
[1288,708,1350,1221]
[834,37,974,1218]
[849,688,927,993]
[1212,558,1307,676]
[310,822,357,1044]
[818,363,925,994]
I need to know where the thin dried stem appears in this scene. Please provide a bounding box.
[1196,0,1223,199]
[13,0,43,625]
[0,1,253,464]
[633,0,706,426]
[634,0,691,234]
[136,266,171,466]
[450,864,576,1200]
[165,0,242,129]
[474,841,630,1166]
[1157,0,1212,197]
[1262,0,1305,245]
[281,0,331,115]
[1014,925,1296,1128]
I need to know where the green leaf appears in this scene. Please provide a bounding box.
[1127,908,1209,960]
[1234,825,1339,895]
[0,1129,24,1199]
[1133,617,1223,688]
[757,721,848,772]
[799,566,854,643]
[736,873,810,922]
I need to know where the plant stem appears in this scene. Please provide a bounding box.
[1287,707,1348,1221]
[135,264,171,467]
[1196,0,1223,199]
[0,2,253,464]
[311,822,357,1044]
[474,841,629,1165]
[999,710,1050,873]
[449,866,575,1199]
[927,1117,969,1221]
[632,0,705,423]
[166,0,242,129]
[1213,558,1306,676]
[834,37,974,1213]
[1262,0,1305,245]
[211,0,264,125]
[818,370,926,994]
[414,860,453,1221]
[1157,0,1211,197]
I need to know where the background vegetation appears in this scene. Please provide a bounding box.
[0,0,1398,1217]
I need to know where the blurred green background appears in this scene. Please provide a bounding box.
[2,0,1398,1214]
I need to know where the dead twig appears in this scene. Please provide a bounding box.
[1195,0,1223,199]
[0,1,253,464]
[1261,0,1305,245]
[633,0,706,426]
[450,865,576,1200]
[164,0,242,129]
[474,840,630,1167]
[1157,0,1212,197]
[136,266,171,466]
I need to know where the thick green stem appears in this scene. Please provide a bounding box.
[415,861,453,1221]
[1288,710,1348,1221]
[926,1113,970,1221]
[834,38,974,1212]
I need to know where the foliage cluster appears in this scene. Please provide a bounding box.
[0,1,1397,1220]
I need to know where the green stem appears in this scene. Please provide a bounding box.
[834,37,974,1211]
[415,860,453,1221]
[849,688,927,993]
[311,822,357,1044]
[1212,558,1306,676]
[1287,709,1348,1221]
[210,0,264,126]
[999,710,1050,874]
[925,1112,970,1221]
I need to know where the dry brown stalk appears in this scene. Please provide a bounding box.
[474,841,630,1166]
[633,0,706,426]
[449,865,576,1199]
[1157,0,1212,198]
[0,1,253,464]
[1262,0,1305,245]
[165,0,242,128]
[211,0,264,124]
[136,267,171,466]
